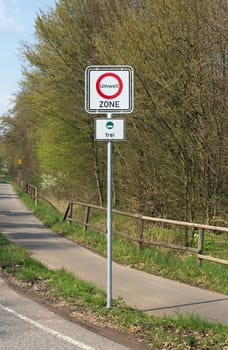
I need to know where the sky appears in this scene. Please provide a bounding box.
[0,0,56,116]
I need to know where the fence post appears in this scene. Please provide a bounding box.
[197,228,205,266]
[138,217,144,250]
[69,201,73,224]
[84,205,90,232]
[35,186,38,207]
[63,202,70,222]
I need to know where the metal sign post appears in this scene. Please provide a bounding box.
[107,112,112,308]
[17,159,23,185]
[85,65,134,308]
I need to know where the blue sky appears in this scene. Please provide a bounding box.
[0,0,56,115]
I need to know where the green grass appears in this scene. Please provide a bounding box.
[0,232,227,349]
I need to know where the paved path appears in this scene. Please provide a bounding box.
[0,184,227,324]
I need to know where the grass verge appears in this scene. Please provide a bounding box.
[0,233,227,350]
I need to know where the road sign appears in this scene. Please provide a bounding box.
[85,65,134,308]
[17,159,23,165]
[95,118,125,141]
[85,66,134,114]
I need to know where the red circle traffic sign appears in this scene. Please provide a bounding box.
[96,72,123,99]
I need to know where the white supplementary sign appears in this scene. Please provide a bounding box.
[85,66,134,114]
[95,119,125,141]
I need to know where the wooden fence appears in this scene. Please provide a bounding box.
[63,200,228,266]
[19,180,38,206]
[16,179,228,266]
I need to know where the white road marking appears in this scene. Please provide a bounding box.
[0,303,95,350]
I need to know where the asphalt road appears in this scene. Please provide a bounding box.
[0,273,131,350]
[0,183,228,325]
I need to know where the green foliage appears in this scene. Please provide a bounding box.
[35,199,62,227]
[1,0,227,220]
[95,0,228,221]
[49,268,106,307]
[203,232,228,259]
[0,234,27,267]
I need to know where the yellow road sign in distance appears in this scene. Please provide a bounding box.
[18,159,23,165]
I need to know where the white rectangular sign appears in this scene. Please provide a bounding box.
[95,119,125,141]
[85,66,134,114]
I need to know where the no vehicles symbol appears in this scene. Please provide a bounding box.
[96,73,123,100]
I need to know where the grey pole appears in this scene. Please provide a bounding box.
[107,112,112,308]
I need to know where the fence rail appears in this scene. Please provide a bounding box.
[19,179,38,206]
[63,200,228,266]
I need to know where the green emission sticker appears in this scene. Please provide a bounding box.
[106,121,114,129]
